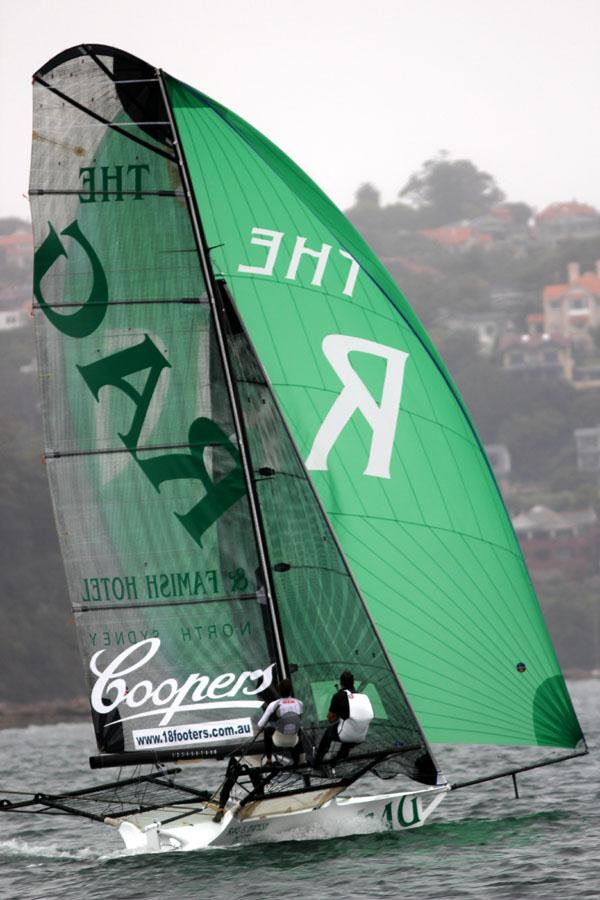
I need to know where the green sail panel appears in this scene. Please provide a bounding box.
[218,286,437,784]
[31,48,278,757]
[167,76,584,750]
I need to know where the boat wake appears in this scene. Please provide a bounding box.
[0,837,103,861]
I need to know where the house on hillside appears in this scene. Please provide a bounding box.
[513,505,598,581]
[0,230,32,269]
[470,206,515,239]
[542,262,600,388]
[574,426,600,472]
[470,205,532,249]
[484,444,511,482]
[438,310,507,356]
[543,262,600,343]
[419,224,492,252]
[535,202,600,241]
[380,256,441,279]
[490,289,538,311]
[0,305,29,332]
[498,331,572,381]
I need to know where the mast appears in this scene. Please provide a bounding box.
[157,69,289,683]
[210,279,442,783]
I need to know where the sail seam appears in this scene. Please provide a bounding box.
[271,381,473,450]
[366,519,536,681]
[490,542,562,674]
[224,271,412,334]
[373,625,539,729]
[458,534,550,676]
[395,668,541,724]
[366,513,545,679]
[330,510,524,559]
[343,530,537,704]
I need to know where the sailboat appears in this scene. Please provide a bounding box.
[0,44,587,852]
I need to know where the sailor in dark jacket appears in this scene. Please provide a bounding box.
[314,670,374,766]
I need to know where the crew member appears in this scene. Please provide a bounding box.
[257,678,304,766]
[212,679,304,824]
[314,670,374,766]
[212,755,263,824]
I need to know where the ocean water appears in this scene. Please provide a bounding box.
[0,680,597,900]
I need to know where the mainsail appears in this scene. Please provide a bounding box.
[30,45,436,785]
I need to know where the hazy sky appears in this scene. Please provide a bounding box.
[1,0,599,221]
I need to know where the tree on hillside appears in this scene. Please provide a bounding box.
[346,184,420,256]
[399,153,505,227]
[502,202,533,225]
[354,182,381,210]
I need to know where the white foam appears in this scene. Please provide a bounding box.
[0,838,101,861]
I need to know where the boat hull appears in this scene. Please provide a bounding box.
[116,785,449,852]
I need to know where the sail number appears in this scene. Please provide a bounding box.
[382,796,421,829]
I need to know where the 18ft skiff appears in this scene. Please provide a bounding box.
[0,44,587,851]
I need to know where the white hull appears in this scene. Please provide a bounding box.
[115,785,449,853]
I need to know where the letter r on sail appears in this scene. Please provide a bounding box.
[306,335,409,479]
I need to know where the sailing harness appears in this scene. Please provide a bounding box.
[274,711,302,736]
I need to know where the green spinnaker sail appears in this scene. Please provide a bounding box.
[167,76,583,749]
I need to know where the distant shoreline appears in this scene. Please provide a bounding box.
[1,672,598,729]
[0,698,89,730]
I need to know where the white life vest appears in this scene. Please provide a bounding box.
[336,690,374,743]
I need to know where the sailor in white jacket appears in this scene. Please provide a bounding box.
[257,678,304,765]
